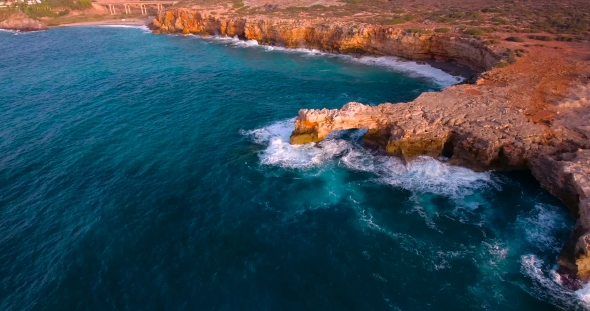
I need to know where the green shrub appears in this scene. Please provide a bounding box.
[465,28,492,36]
[384,18,406,25]
[435,27,450,33]
[437,17,456,23]
[505,49,517,63]
[490,16,507,25]
[404,14,417,21]
[528,35,553,41]
[466,12,483,20]
[506,36,525,42]
[555,36,574,42]
[466,28,483,36]
[449,12,465,19]
[481,7,502,13]
[232,0,244,9]
[514,48,527,57]
[407,28,431,35]
[495,61,510,68]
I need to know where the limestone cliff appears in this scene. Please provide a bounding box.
[150,9,502,71]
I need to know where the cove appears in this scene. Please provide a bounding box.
[0,26,584,310]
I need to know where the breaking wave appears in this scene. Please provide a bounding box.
[521,255,585,310]
[242,119,492,199]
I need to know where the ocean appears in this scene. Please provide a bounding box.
[0,26,585,310]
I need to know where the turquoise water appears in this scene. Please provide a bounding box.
[0,26,584,310]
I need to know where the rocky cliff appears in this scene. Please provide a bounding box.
[0,14,47,32]
[152,8,590,289]
[150,9,502,71]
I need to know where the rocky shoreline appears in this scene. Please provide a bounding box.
[0,13,47,32]
[148,9,590,289]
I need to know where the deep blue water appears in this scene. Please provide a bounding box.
[0,26,584,310]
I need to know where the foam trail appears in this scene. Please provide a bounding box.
[199,35,463,87]
[347,56,464,87]
[98,25,151,33]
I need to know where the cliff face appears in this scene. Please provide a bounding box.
[150,9,502,71]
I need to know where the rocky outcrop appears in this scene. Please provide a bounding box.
[529,150,590,289]
[0,14,47,32]
[290,88,586,171]
[150,9,502,71]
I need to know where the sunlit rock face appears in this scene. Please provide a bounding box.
[150,9,501,71]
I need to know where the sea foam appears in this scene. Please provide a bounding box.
[243,119,492,199]
[521,255,584,309]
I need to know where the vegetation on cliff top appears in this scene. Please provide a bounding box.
[4,0,91,19]
[173,0,588,42]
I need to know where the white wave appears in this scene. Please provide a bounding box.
[243,119,492,199]
[241,118,349,169]
[521,255,583,309]
[200,35,463,87]
[345,56,464,87]
[517,203,570,253]
[99,25,147,29]
[577,284,590,306]
[0,29,45,35]
[263,45,325,56]
[231,38,259,48]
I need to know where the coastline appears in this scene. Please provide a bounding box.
[2,5,590,298]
